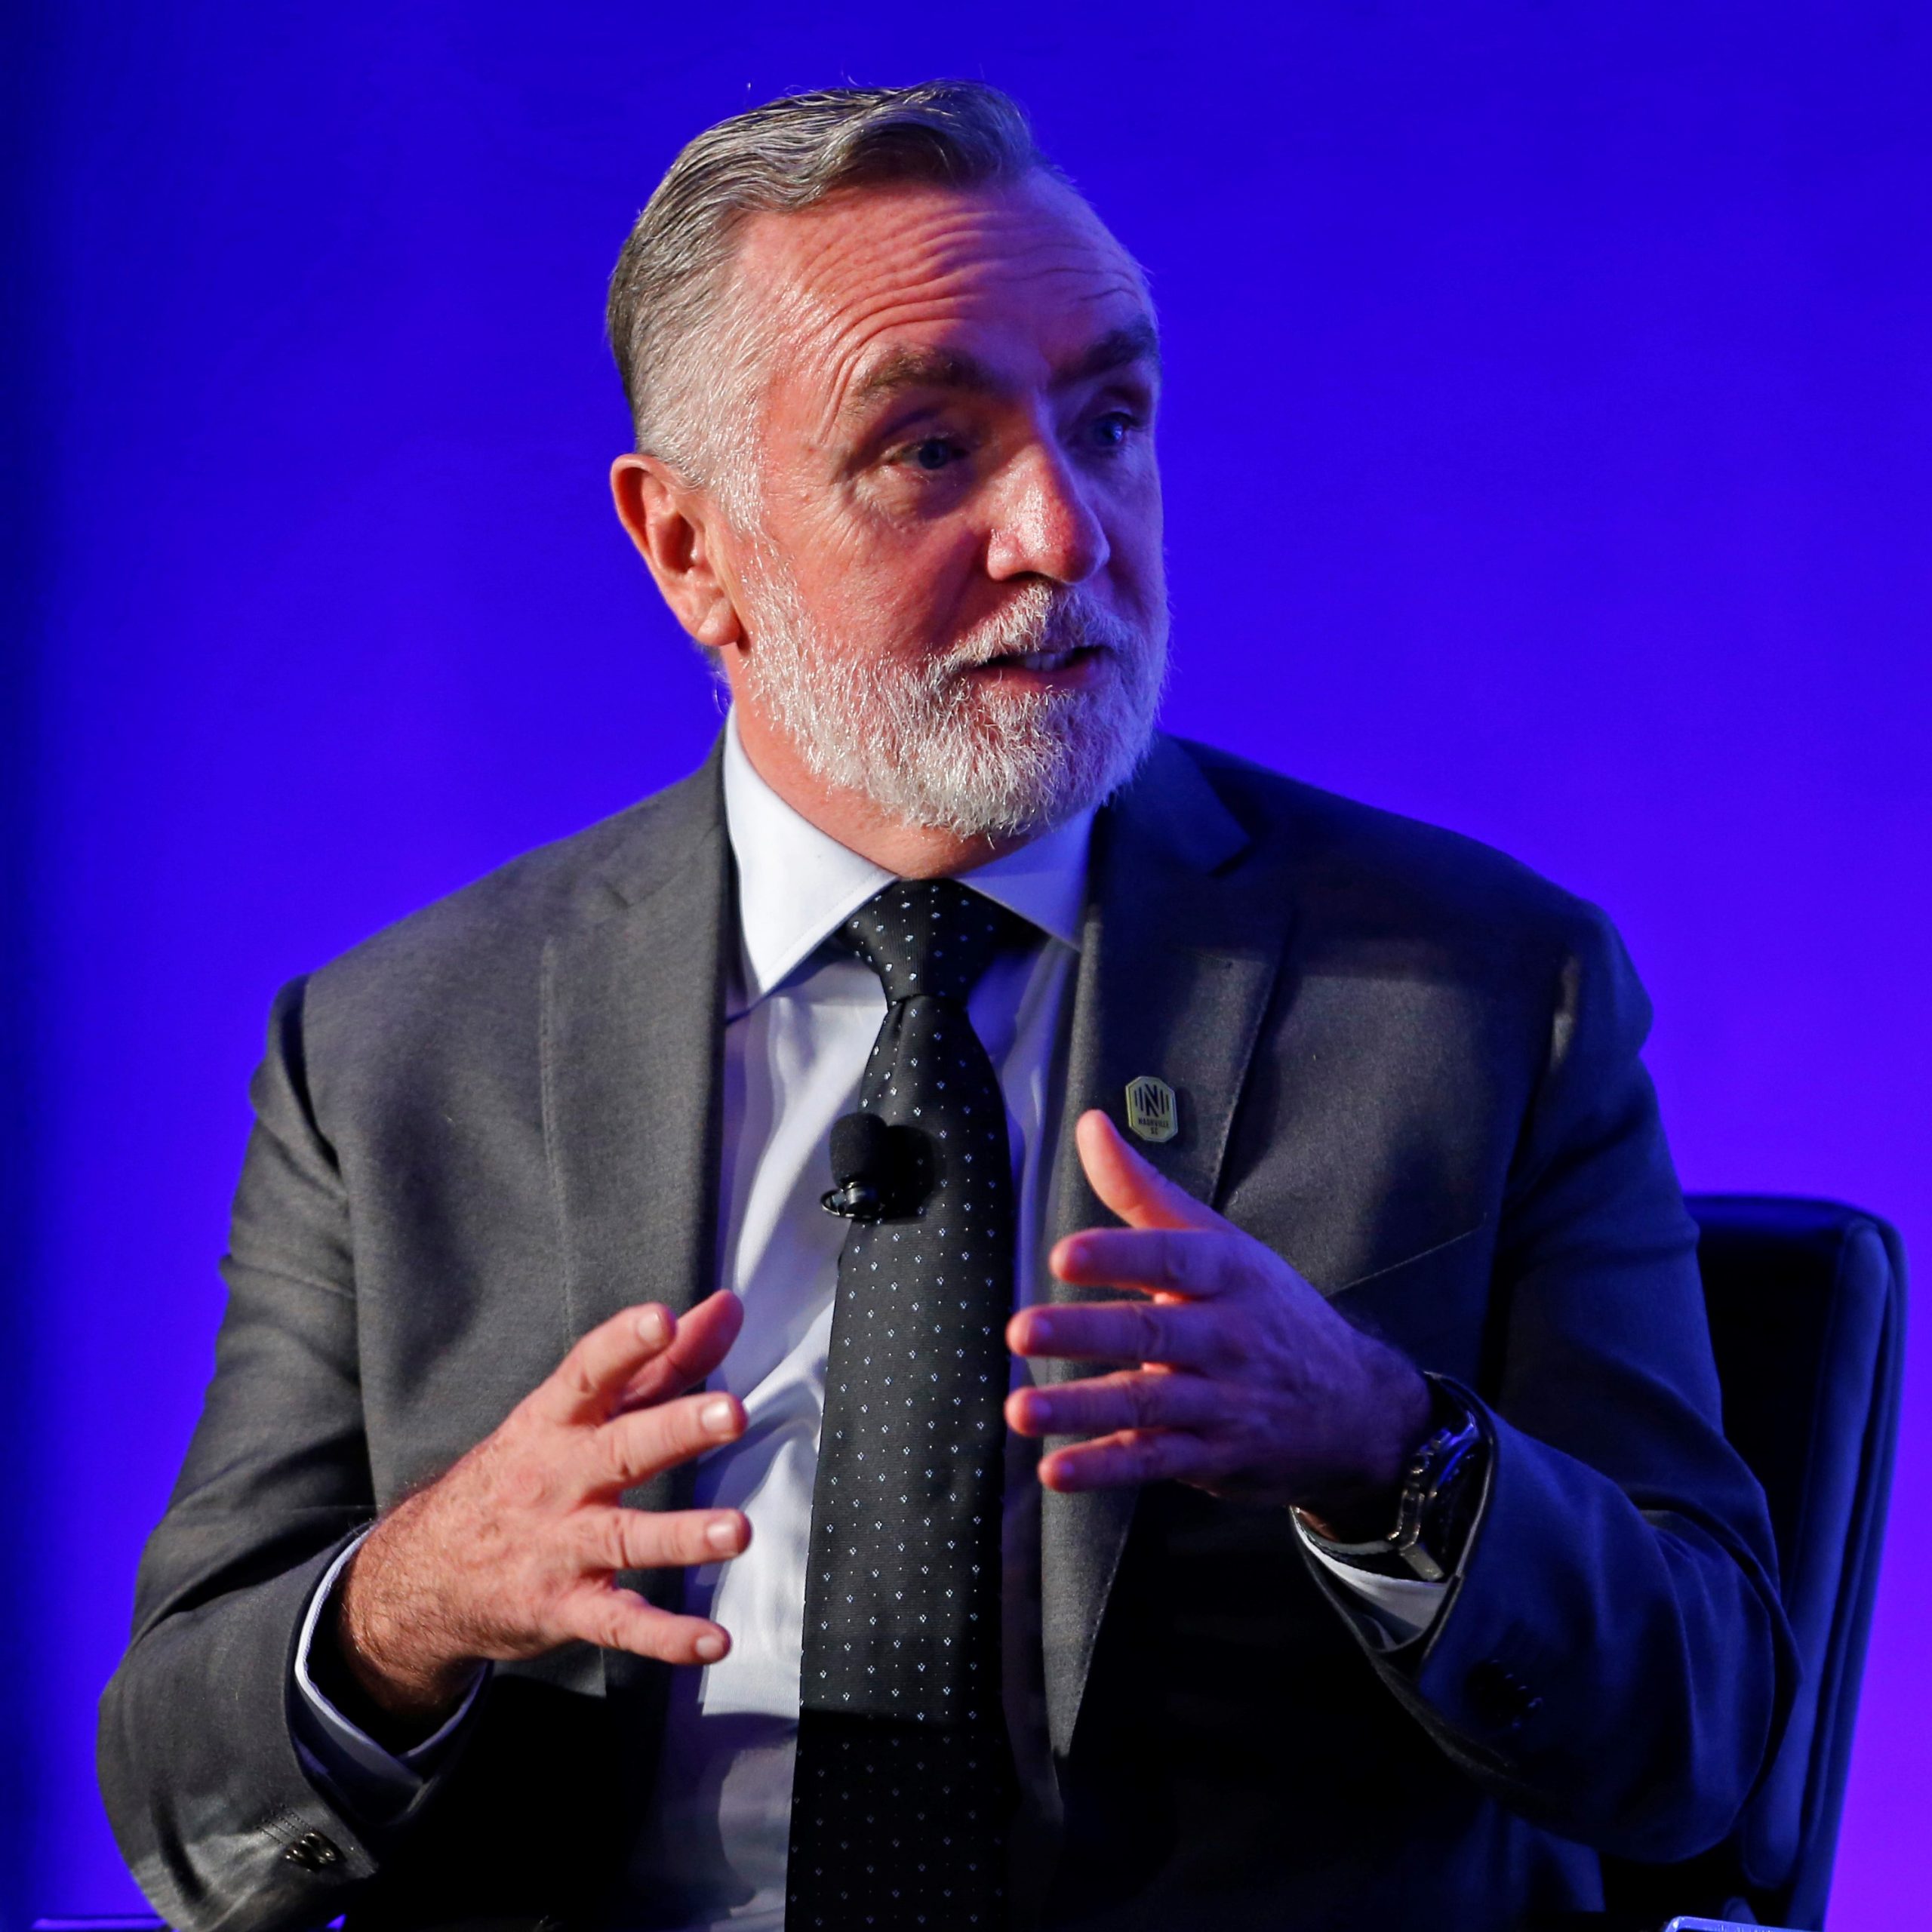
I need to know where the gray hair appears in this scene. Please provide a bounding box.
[606,82,1069,496]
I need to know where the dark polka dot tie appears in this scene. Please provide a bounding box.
[788,879,1026,1931]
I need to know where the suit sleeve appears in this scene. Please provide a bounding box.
[1310,906,1797,1860]
[97,979,401,1931]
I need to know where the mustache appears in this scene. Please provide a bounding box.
[937,586,1143,673]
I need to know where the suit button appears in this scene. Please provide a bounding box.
[284,1830,343,1872]
[1466,1659,1541,1731]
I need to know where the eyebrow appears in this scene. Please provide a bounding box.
[841,316,1161,420]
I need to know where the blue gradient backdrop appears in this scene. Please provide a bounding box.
[5,3,1927,1923]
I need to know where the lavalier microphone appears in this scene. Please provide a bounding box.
[821,1112,903,1221]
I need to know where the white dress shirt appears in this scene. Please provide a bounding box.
[292,711,1444,1927]
[618,715,1092,1928]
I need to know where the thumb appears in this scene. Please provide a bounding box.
[1075,1108,1223,1232]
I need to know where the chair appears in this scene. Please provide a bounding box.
[1602,1195,1907,1930]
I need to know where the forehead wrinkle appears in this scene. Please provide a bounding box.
[737,186,1152,456]
[832,306,1158,432]
[735,177,1146,316]
[775,182,1118,285]
[814,256,1152,410]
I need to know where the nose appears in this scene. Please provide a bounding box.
[983,438,1109,587]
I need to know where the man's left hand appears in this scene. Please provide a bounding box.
[1006,1110,1432,1535]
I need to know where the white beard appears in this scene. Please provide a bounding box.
[734,561,1169,840]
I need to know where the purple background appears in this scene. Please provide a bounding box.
[5,2,1927,1922]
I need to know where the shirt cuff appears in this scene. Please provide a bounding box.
[291,1529,488,1821]
[1294,1527,1449,1650]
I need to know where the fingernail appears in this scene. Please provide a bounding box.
[1025,1314,1055,1349]
[695,1632,728,1663]
[705,1515,740,1552]
[700,1396,737,1435]
[636,1307,669,1346]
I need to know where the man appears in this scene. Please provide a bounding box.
[100,82,1791,1932]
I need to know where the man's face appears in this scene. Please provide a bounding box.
[712,172,1168,838]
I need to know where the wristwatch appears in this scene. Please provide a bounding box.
[1296,1379,1491,1583]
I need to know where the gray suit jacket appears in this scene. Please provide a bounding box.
[100,734,1791,1932]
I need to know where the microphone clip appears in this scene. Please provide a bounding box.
[820,1176,888,1222]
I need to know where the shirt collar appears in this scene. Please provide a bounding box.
[721,709,1092,1007]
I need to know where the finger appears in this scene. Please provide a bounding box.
[1006,1371,1223,1439]
[1039,1428,1217,1492]
[537,1303,679,1425]
[575,1505,751,1573]
[1075,1109,1224,1233]
[614,1290,746,1412]
[1008,1300,1226,1370]
[587,1388,746,1491]
[555,1583,734,1666]
[1051,1227,1257,1301]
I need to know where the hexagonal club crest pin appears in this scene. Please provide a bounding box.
[1124,1075,1178,1144]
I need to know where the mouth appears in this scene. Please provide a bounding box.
[964,642,1106,685]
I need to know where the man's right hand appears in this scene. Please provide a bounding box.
[334,1290,752,1722]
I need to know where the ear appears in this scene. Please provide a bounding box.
[610,452,745,652]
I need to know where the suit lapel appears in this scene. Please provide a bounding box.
[1040,737,1295,1758]
[541,746,732,1540]
[538,748,734,1855]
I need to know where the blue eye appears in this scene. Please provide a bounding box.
[1091,412,1137,449]
[912,437,958,472]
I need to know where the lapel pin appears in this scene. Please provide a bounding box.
[1124,1075,1178,1144]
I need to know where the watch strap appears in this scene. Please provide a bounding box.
[1297,1379,1491,1582]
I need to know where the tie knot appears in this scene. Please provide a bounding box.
[837,879,1024,1005]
